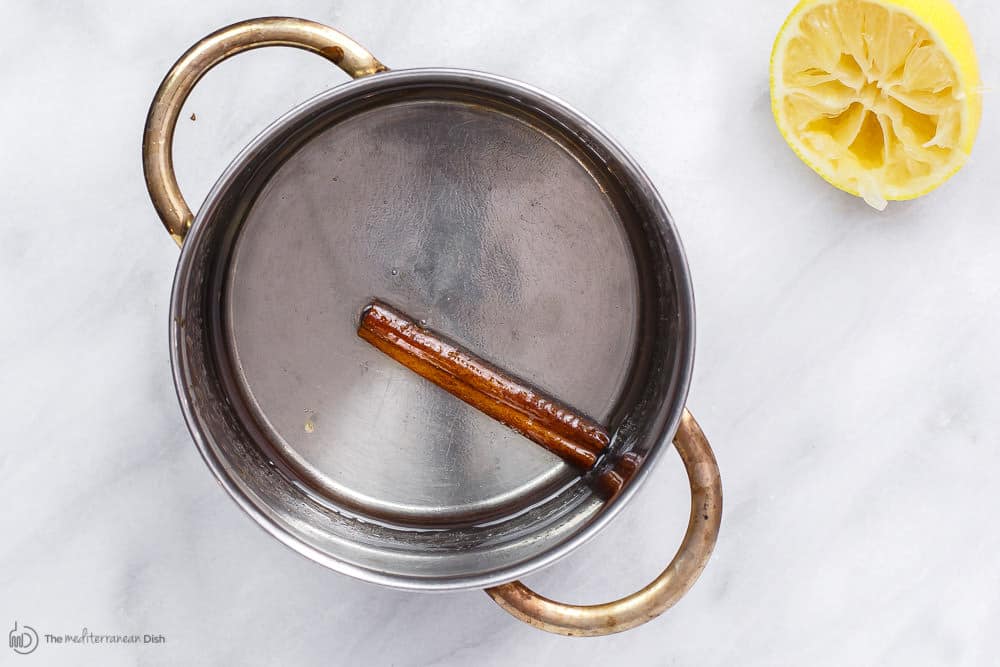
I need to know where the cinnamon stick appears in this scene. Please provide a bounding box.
[357,301,609,469]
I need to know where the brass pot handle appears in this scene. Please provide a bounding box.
[142,17,386,245]
[486,409,722,636]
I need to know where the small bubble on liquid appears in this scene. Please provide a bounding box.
[390,268,398,276]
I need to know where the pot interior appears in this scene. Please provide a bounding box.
[171,70,693,590]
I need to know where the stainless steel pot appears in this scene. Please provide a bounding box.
[142,17,722,636]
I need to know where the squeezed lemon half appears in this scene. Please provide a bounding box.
[770,0,981,209]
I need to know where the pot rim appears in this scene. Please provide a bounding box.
[168,67,696,591]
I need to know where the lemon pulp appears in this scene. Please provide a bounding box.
[771,0,981,209]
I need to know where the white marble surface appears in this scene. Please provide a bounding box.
[2,1,998,664]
